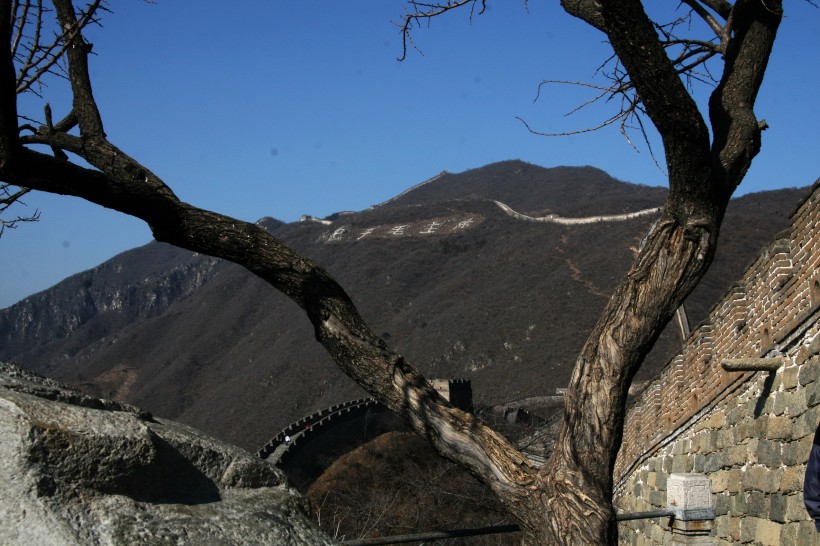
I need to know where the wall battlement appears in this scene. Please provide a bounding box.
[430,378,473,412]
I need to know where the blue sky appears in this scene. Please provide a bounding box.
[1,0,818,308]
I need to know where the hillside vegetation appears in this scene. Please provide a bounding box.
[0,160,808,451]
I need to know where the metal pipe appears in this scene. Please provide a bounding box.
[615,508,675,521]
[339,509,676,545]
[340,524,520,545]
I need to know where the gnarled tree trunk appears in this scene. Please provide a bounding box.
[0,1,783,544]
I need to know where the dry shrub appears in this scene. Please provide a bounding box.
[307,431,518,544]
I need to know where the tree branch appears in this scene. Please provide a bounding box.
[0,183,39,236]
[680,0,729,40]
[597,0,712,193]
[395,0,487,60]
[707,0,782,191]
[0,1,536,504]
[14,0,107,95]
[698,0,733,19]
[560,0,606,32]
[52,0,105,136]
[2,143,537,497]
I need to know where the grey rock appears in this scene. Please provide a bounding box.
[0,363,335,545]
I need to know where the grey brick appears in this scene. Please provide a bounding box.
[756,438,783,468]
[799,359,818,386]
[770,494,787,523]
[747,491,768,517]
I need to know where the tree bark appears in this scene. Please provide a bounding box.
[526,1,783,543]
[0,1,784,544]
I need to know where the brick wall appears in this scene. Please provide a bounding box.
[614,180,820,545]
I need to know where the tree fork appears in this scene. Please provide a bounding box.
[0,1,789,544]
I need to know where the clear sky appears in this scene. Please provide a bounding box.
[1,1,818,309]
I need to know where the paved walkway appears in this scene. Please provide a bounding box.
[268,430,306,463]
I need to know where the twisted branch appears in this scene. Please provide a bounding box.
[13,0,107,97]
[0,183,39,236]
[0,0,536,504]
[395,0,487,60]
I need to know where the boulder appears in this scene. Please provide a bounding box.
[0,363,335,545]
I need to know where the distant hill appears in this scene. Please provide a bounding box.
[0,160,809,450]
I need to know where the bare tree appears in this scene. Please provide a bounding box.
[1,184,38,235]
[0,0,105,235]
[0,1,788,543]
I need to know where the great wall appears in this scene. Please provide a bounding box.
[614,179,819,544]
[492,200,662,225]
[273,180,818,543]
[257,379,475,491]
[308,185,664,243]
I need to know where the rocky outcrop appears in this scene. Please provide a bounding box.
[0,242,221,363]
[0,363,334,545]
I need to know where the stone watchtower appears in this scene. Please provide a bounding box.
[430,378,473,412]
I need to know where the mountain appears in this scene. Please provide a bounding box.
[0,160,809,451]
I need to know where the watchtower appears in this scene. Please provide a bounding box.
[430,378,473,412]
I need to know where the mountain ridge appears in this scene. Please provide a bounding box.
[0,160,810,450]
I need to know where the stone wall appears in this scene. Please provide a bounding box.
[613,180,820,545]
[430,378,473,412]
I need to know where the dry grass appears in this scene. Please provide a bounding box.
[307,431,518,545]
